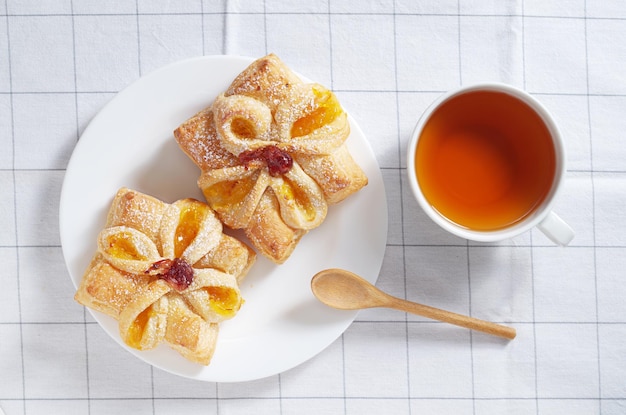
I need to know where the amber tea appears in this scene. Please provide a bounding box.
[414,90,556,231]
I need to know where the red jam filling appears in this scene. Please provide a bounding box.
[238,145,293,177]
[146,258,193,291]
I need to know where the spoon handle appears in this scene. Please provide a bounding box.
[387,296,516,340]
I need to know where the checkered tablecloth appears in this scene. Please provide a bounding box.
[2,1,625,414]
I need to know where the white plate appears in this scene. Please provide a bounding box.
[60,55,388,382]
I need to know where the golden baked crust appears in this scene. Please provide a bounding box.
[174,54,368,263]
[74,187,255,365]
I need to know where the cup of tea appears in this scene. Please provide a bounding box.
[407,83,574,245]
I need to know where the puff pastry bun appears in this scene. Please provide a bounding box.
[74,188,255,365]
[174,54,368,263]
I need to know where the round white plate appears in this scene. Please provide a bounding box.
[60,55,388,382]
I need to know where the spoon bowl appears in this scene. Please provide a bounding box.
[311,268,516,340]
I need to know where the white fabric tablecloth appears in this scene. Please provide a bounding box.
[1,1,625,414]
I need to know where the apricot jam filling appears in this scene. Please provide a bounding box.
[104,232,147,261]
[276,178,316,221]
[127,305,155,348]
[205,286,240,317]
[231,117,256,138]
[291,87,343,138]
[174,203,206,258]
[205,177,256,209]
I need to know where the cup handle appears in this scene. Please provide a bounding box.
[537,211,575,246]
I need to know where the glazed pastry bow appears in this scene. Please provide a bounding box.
[97,199,242,351]
[198,83,349,231]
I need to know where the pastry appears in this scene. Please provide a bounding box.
[174,54,368,263]
[74,188,255,365]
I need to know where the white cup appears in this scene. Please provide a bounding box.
[407,83,574,245]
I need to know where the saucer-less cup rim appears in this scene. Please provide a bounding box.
[406,82,569,244]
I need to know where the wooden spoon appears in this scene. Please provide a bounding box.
[311,268,516,340]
